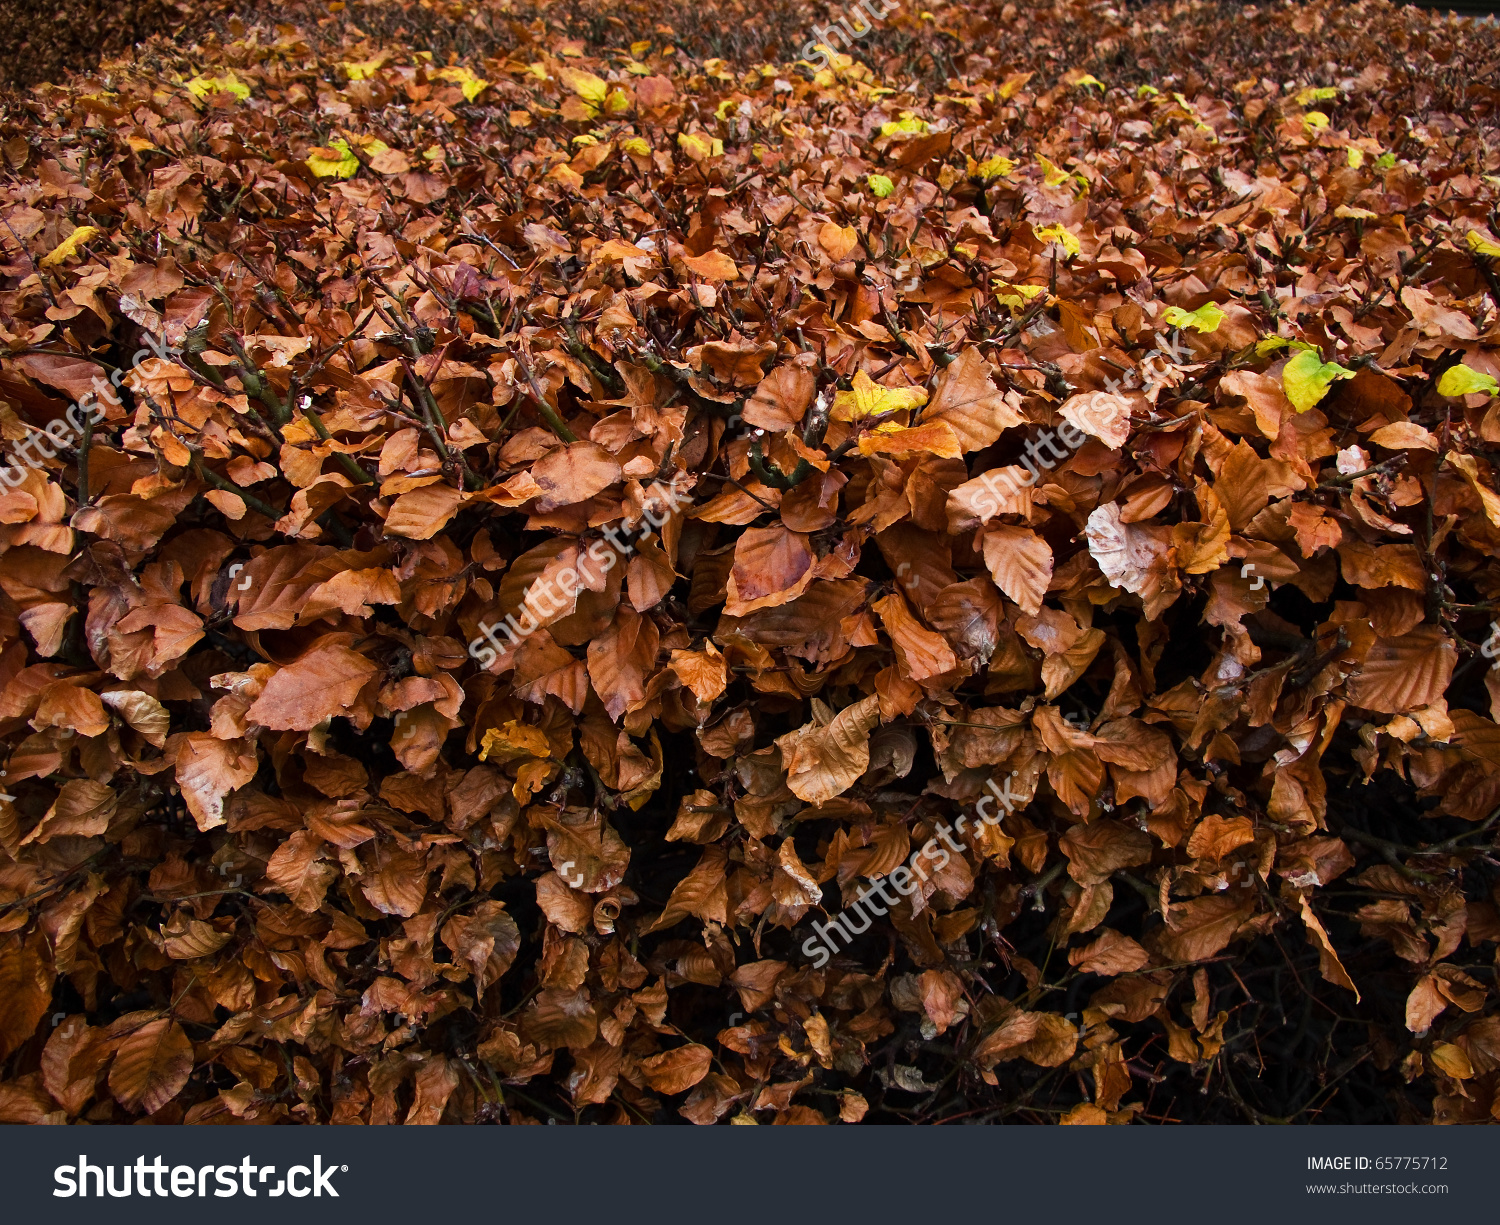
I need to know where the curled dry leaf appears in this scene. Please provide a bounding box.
[774,695,881,804]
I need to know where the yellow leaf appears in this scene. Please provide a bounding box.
[557,67,608,106]
[40,225,101,267]
[867,173,895,197]
[305,138,359,179]
[1295,86,1338,106]
[186,72,250,100]
[435,66,489,101]
[1282,349,1353,413]
[342,57,385,80]
[1467,231,1500,259]
[831,370,929,421]
[1430,1042,1473,1080]
[676,132,722,161]
[1436,363,1498,398]
[1346,146,1364,168]
[997,72,1033,99]
[880,112,930,137]
[1303,110,1330,131]
[994,281,1046,312]
[968,154,1015,182]
[1036,154,1072,188]
[1162,302,1224,333]
[621,137,651,156]
[1071,73,1106,91]
[1033,222,1081,258]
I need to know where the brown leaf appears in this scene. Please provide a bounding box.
[982,524,1053,616]
[109,1017,193,1115]
[172,733,258,832]
[384,484,467,540]
[648,844,729,931]
[1346,627,1456,714]
[264,830,337,912]
[774,694,882,804]
[1068,928,1150,976]
[0,933,52,1061]
[21,777,116,845]
[640,1043,713,1094]
[1299,896,1359,1000]
[586,605,659,721]
[743,364,815,431]
[1406,974,1447,1033]
[531,442,623,512]
[1154,895,1254,963]
[246,643,381,731]
[872,591,959,682]
[1059,819,1152,886]
[724,524,815,617]
[921,348,1023,451]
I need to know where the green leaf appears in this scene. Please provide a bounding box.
[867,174,895,198]
[1255,336,1318,357]
[1375,152,1396,170]
[1437,363,1499,398]
[1282,349,1354,413]
[1162,302,1225,334]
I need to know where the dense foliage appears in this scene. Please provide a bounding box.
[1,0,1499,1124]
